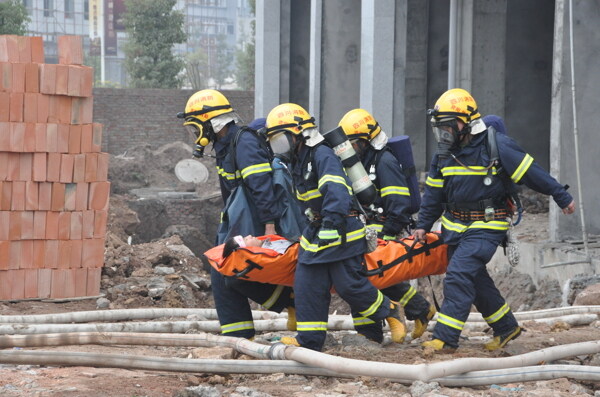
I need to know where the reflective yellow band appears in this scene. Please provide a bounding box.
[300,227,366,252]
[221,321,254,334]
[399,286,416,307]
[241,162,272,179]
[217,166,240,180]
[318,174,353,194]
[369,223,383,233]
[484,303,510,324]
[296,189,322,201]
[353,316,376,326]
[511,154,534,183]
[297,321,328,332]
[381,186,410,197]
[441,166,498,177]
[426,176,443,188]
[441,215,510,233]
[261,285,285,310]
[359,290,384,318]
[437,313,464,331]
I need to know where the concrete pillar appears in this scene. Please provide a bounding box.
[448,0,473,91]
[289,0,311,108]
[360,0,395,131]
[308,0,323,125]
[255,0,282,118]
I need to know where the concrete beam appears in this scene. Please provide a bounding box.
[255,0,282,118]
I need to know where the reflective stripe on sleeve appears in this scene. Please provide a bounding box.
[300,227,366,252]
[380,186,410,197]
[240,162,272,179]
[510,154,534,183]
[426,176,444,188]
[317,174,353,194]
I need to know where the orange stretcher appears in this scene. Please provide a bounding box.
[204,233,448,290]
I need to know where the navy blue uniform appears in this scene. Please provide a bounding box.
[353,147,430,342]
[210,123,292,338]
[291,143,391,351]
[417,127,573,347]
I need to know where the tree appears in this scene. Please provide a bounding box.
[213,34,234,89]
[184,48,209,90]
[235,0,255,91]
[123,0,186,88]
[0,0,30,35]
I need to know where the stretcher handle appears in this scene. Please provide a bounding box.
[233,259,263,279]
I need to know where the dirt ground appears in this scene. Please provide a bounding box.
[1,142,599,396]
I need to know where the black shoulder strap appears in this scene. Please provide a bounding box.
[230,126,273,171]
[487,126,500,167]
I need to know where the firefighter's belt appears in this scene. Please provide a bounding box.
[449,208,509,222]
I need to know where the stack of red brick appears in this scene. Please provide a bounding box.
[0,35,109,300]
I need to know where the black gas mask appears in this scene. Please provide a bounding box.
[180,116,216,158]
[268,131,298,163]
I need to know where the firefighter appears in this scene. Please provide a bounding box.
[338,109,436,343]
[263,103,404,351]
[414,88,575,351]
[178,90,294,339]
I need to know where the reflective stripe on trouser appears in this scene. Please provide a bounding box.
[432,230,518,346]
[353,282,431,342]
[294,254,390,351]
[211,267,294,338]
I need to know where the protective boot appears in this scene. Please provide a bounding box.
[286,307,297,331]
[386,301,407,344]
[280,336,300,347]
[484,326,522,351]
[411,305,436,339]
[421,338,456,352]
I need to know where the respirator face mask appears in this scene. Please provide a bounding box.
[184,119,215,158]
[432,120,459,159]
[268,131,295,162]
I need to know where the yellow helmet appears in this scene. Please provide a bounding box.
[265,103,316,137]
[338,108,381,141]
[428,88,481,124]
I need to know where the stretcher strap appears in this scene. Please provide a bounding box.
[233,259,264,279]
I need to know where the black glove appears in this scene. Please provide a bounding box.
[317,219,341,247]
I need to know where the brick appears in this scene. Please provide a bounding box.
[33,240,45,268]
[58,36,83,65]
[20,240,34,269]
[45,211,59,239]
[19,153,33,181]
[0,93,9,122]
[73,154,86,182]
[70,211,82,240]
[69,125,82,154]
[51,182,65,212]
[34,123,47,152]
[57,96,72,124]
[50,269,66,298]
[46,123,58,152]
[20,211,34,240]
[0,270,11,299]
[17,36,31,63]
[57,210,71,239]
[37,94,49,124]
[47,152,61,182]
[24,269,39,298]
[8,240,20,269]
[67,65,82,96]
[30,37,44,63]
[96,153,109,181]
[80,124,92,152]
[75,182,88,211]
[74,267,86,295]
[91,123,103,152]
[0,62,12,91]
[33,153,47,181]
[88,182,110,211]
[23,93,38,123]
[55,65,69,95]
[9,92,24,122]
[7,153,20,180]
[47,96,59,123]
[84,153,98,182]
[1,35,19,63]
[39,64,57,94]
[9,122,25,152]
[45,240,59,268]
[82,210,94,239]
[38,182,52,211]
[11,62,25,92]
[9,211,21,240]
[58,240,71,269]
[0,241,9,271]
[0,211,8,240]
[93,210,108,238]
[80,66,93,97]
[57,124,70,153]
[10,269,26,299]
[25,181,39,210]
[25,63,39,93]
[10,181,26,211]
[59,154,74,183]
[0,152,7,180]
[64,182,76,211]
[79,96,93,124]
[33,211,46,239]
[64,269,76,297]
[23,122,36,152]
[82,239,100,268]
[71,240,83,268]
[38,268,52,297]
[0,181,11,210]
